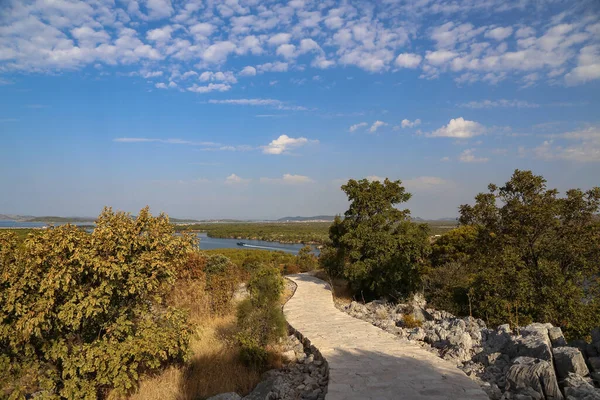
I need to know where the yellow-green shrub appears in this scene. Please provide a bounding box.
[0,207,194,399]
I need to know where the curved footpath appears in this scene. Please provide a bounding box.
[283,273,489,400]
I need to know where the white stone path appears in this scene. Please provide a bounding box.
[283,273,489,400]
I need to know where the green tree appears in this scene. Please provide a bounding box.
[320,178,430,299]
[0,207,195,399]
[236,264,286,368]
[296,245,318,272]
[459,170,600,336]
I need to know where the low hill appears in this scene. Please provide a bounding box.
[277,215,336,222]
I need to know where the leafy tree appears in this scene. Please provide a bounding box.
[296,245,318,272]
[459,170,600,336]
[429,225,477,267]
[320,178,430,299]
[236,264,286,368]
[0,207,195,399]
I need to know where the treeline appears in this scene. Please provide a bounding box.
[175,222,331,244]
[320,170,600,339]
[0,208,294,399]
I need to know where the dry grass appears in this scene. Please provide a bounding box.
[129,315,263,400]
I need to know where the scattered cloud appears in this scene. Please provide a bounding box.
[369,120,388,133]
[260,174,314,184]
[400,118,421,128]
[208,98,306,111]
[430,118,485,138]
[459,99,540,109]
[262,134,318,155]
[113,137,218,146]
[395,53,422,68]
[533,126,600,162]
[224,173,250,185]
[349,122,368,132]
[239,66,257,76]
[459,148,489,163]
[187,83,231,93]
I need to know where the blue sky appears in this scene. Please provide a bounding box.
[1,0,599,219]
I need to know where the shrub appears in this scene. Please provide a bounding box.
[0,207,195,399]
[296,245,318,272]
[236,264,286,368]
[205,254,239,315]
[402,314,423,329]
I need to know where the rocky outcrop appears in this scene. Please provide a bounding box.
[340,298,600,400]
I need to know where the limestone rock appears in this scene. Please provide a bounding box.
[553,347,590,381]
[207,393,242,400]
[504,357,563,400]
[512,333,553,362]
[588,357,600,373]
[563,373,600,400]
[548,327,568,348]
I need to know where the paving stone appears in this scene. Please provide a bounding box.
[283,273,489,400]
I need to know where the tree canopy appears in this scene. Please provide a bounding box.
[457,170,600,336]
[320,178,430,299]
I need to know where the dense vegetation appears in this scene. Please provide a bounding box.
[175,222,331,244]
[321,171,600,339]
[427,170,600,337]
[319,178,431,299]
[0,208,293,399]
[0,208,195,398]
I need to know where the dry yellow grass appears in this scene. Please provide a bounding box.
[129,315,262,400]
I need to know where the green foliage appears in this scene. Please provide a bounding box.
[236,264,286,368]
[429,225,477,267]
[204,248,297,272]
[0,207,195,399]
[204,254,239,315]
[456,170,600,337]
[320,178,431,299]
[296,245,318,272]
[176,222,331,244]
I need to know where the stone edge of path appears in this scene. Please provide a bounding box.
[283,276,331,397]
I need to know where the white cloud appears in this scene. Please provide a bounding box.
[459,148,489,163]
[268,33,292,46]
[425,50,458,66]
[349,122,367,132]
[256,62,289,73]
[146,26,173,42]
[276,43,297,59]
[401,119,421,128]
[189,22,215,38]
[565,45,600,85]
[187,83,231,93]
[533,126,600,162]
[225,173,250,184]
[208,98,306,111]
[262,134,318,155]
[202,41,237,64]
[369,120,387,133]
[239,66,257,76]
[430,118,485,138]
[395,53,422,68]
[485,27,513,41]
[459,99,540,108]
[366,175,384,182]
[113,137,218,146]
[145,0,174,20]
[199,71,237,84]
[260,174,314,184]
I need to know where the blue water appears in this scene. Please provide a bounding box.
[197,233,318,255]
[1,221,316,255]
[0,221,48,228]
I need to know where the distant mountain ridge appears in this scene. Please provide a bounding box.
[277,215,336,222]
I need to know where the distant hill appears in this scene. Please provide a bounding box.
[277,215,336,222]
[0,214,35,221]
